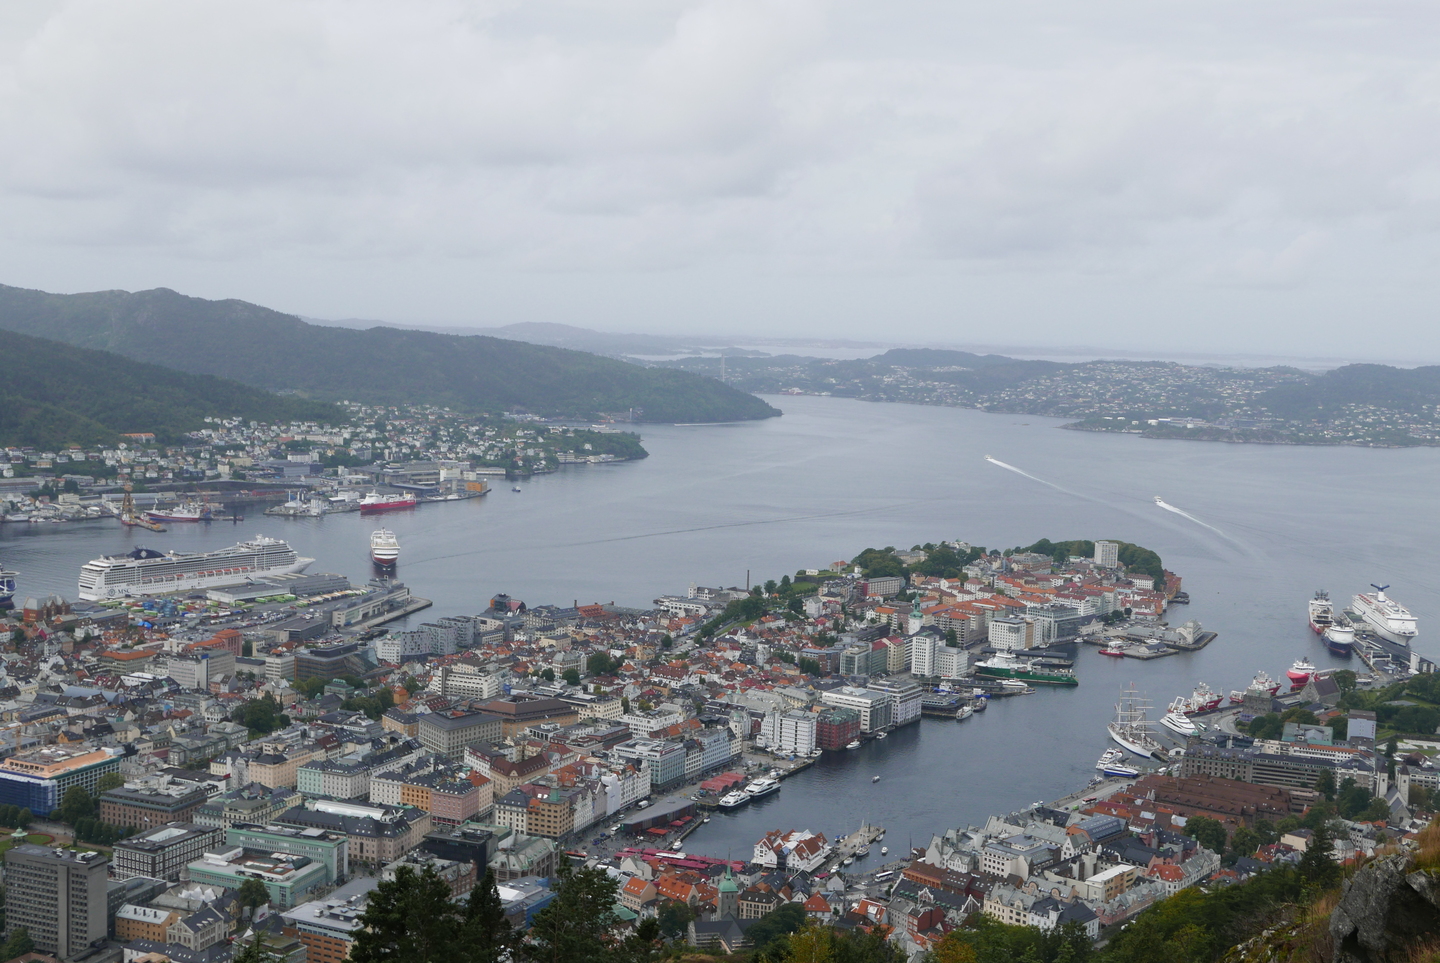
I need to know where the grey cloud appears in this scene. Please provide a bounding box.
[1,0,1438,355]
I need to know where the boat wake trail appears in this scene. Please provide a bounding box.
[1153,496,1234,541]
[983,455,1082,497]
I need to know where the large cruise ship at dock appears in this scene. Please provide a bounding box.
[78,536,313,600]
[1353,584,1418,645]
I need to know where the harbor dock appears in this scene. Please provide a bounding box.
[821,822,886,873]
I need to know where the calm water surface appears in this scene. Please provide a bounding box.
[4,395,1438,858]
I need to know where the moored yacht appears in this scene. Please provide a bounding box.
[718,790,750,809]
[745,777,780,799]
[1161,706,1199,737]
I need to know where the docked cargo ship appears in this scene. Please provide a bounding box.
[144,501,212,523]
[1189,682,1222,712]
[1308,591,1334,634]
[1323,615,1355,656]
[370,529,400,567]
[358,491,417,515]
[1353,585,1418,645]
[0,563,16,610]
[78,536,313,600]
[1286,658,1315,684]
[974,651,1078,686]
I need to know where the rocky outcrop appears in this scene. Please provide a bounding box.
[1331,855,1440,962]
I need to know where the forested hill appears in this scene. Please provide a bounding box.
[0,284,780,424]
[0,330,342,449]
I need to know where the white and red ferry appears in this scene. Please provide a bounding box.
[370,529,400,566]
[359,491,417,515]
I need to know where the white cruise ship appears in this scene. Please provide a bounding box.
[78,536,313,600]
[1353,584,1418,645]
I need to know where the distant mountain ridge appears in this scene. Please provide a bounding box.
[0,284,779,423]
[0,329,341,449]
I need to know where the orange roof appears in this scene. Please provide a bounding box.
[101,649,153,661]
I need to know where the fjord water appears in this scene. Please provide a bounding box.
[4,394,1439,859]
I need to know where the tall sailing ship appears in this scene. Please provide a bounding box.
[78,536,313,600]
[1108,684,1164,758]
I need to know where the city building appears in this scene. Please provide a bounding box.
[0,745,122,814]
[111,823,222,881]
[227,822,350,883]
[115,904,180,943]
[418,710,504,761]
[186,847,329,908]
[819,687,894,733]
[277,800,431,867]
[193,783,302,829]
[100,780,212,831]
[759,710,818,756]
[4,845,109,958]
[869,679,925,727]
[478,697,580,739]
[280,877,379,963]
[815,707,861,750]
[1094,541,1120,568]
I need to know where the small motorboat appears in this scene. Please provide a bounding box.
[880,846,888,856]
[871,775,880,783]
[512,486,523,493]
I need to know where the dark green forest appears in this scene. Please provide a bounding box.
[0,330,342,449]
[0,284,780,423]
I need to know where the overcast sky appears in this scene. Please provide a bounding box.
[2,1,1437,359]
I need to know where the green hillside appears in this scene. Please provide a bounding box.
[0,330,343,449]
[0,284,780,423]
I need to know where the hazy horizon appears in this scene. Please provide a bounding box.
[3,2,1438,359]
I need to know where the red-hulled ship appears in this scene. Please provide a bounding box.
[358,491,416,515]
